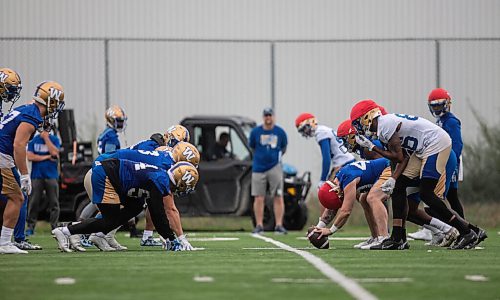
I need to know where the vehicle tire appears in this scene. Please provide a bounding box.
[284,201,308,231]
[74,197,90,220]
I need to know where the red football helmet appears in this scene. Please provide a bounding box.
[336,120,357,153]
[350,99,382,136]
[295,112,317,138]
[428,88,451,118]
[318,181,343,210]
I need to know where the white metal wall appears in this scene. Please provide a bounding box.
[2,0,499,185]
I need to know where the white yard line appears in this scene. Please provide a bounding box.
[271,277,413,284]
[189,237,239,242]
[252,234,378,300]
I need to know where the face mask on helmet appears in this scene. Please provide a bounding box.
[167,162,199,196]
[297,122,316,138]
[428,99,450,118]
[106,105,127,132]
[0,68,22,106]
[165,125,190,148]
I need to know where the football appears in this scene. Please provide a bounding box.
[307,226,330,249]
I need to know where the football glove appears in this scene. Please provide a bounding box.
[355,135,375,151]
[20,174,32,195]
[380,177,396,195]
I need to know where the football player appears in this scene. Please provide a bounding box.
[336,119,459,248]
[97,105,127,155]
[351,99,477,249]
[52,159,199,252]
[0,68,22,119]
[129,125,190,245]
[426,88,487,245]
[0,81,64,254]
[313,157,392,249]
[76,142,200,251]
[295,113,355,196]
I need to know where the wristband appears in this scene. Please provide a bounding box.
[329,224,339,234]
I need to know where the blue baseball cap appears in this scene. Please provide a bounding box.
[263,107,274,116]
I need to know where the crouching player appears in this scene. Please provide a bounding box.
[313,157,392,249]
[52,159,199,252]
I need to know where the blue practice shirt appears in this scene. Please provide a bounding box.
[437,112,462,163]
[0,104,43,157]
[97,127,120,155]
[129,139,161,151]
[249,125,288,172]
[28,134,61,179]
[97,149,174,171]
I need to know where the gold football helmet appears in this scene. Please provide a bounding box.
[0,68,22,104]
[352,107,381,137]
[33,81,65,119]
[167,162,199,196]
[295,113,318,138]
[165,125,190,147]
[105,105,127,132]
[171,141,200,168]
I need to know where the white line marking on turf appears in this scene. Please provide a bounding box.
[189,237,239,242]
[193,276,214,282]
[465,275,489,282]
[252,234,377,300]
[354,278,413,283]
[54,277,76,285]
[271,277,413,284]
[243,247,319,250]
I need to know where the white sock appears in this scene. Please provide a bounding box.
[0,226,14,246]
[430,218,452,232]
[106,228,118,237]
[62,226,71,236]
[142,230,153,241]
[423,224,441,234]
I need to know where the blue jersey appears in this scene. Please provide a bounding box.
[336,158,390,193]
[249,125,288,172]
[27,134,61,179]
[117,159,171,197]
[437,112,462,163]
[0,104,43,157]
[97,149,174,171]
[129,139,161,151]
[97,127,120,155]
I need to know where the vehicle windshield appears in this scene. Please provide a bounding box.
[240,123,255,140]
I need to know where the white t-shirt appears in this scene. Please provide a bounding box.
[315,125,355,167]
[376,114,451,158]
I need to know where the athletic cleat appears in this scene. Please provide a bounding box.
[252,225,264,235]
[471,228,488,247]
[89,234,115,251]
[449,230,477,250]
[80,235,94,247]
[13,240,42,250]
[52,228,73,252]
[362,236,388,250]
[354,237,374,249]
[408,227,432,241]
[69,235,86,252]
[140,236,163,247]
[438,228,459,247]
[0,243,28,254]
[274,225,288,235]
[370,238,409,250]
[425,232,445,246]
[105,234,128,251]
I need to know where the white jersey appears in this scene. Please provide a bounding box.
[315,125,355,167]
[376,114,451,158]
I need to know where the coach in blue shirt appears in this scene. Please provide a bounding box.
[249,108,288,234]
[26,131,61,233]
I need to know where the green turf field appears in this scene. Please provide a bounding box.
[1,228,499,300]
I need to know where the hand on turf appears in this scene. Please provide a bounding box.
[177,234,194,251]
[20,174,32,195]
[380,177,396,195]
[355,134,375,151]
[314,227,332,239]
